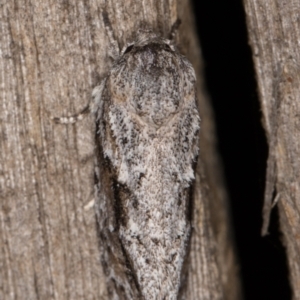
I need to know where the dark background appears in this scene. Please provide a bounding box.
[191,0,291,299]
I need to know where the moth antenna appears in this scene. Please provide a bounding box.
[169,19,181,41]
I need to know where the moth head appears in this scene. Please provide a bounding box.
[120,29,176,56]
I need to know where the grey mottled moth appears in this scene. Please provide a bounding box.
[54,16,200,300]
[94,22,200,298]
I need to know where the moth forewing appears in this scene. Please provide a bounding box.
[94,30,200,299]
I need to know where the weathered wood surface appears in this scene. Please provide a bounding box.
[0,0,241,299]
[243,0,300,298]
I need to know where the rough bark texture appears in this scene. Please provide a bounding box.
[0,0,241,299]
[243,1,300,298]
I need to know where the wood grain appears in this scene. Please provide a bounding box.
[0,0,241,298]
[244,0,300,298]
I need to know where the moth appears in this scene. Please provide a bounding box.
[55,15,200,300]
[93,19,200,299]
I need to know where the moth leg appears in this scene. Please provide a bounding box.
[50,105,90,124]
[50,78,106,124]
[50,13,118,125]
